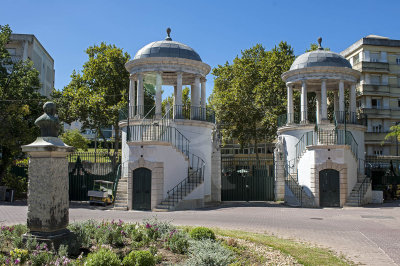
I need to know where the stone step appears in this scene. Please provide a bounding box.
[116,195,128,200]
[113,206,128,211]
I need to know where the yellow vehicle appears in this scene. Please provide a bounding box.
[88,180,114,206]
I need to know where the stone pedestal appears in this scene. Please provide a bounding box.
[22,137,74,249]
[274,137,285,201]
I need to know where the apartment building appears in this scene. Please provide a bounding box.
[5,34,55,97]
[341,35,400,156]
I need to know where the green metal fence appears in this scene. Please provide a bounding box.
[221,157,274,201]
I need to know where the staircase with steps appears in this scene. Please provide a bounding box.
[154,158,204,211]
[285,172,316,207]
[345,175,371,206]
[116,106,206,211]
[113,176,128,210]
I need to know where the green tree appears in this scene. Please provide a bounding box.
[211,42,294,158]
[54,43,130,162]
[0,24,44,183]
[384,124,400,155]
[60,129,90,151]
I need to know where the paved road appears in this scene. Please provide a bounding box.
[1,201,400,265]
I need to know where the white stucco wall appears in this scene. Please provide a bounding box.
[174,122,213,198]
[344,149,358,196]
[121,122,213,201]
[279,125,315,163]
[297,149,313,188]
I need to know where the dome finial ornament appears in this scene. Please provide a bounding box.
[165,27,172,41]
[317,37,323,50]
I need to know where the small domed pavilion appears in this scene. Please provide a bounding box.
[275,38,370,208]
[117,29,220,211]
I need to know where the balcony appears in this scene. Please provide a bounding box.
[119,105,216,123]
[360,84,389,95]
[353,61,389,73]
[365,132,389,143]
[361,107,391,117]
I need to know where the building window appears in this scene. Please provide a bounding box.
[371,98,381,108]
[370,75,380,85]
[353,53,360,64]
[396,57,400,65]
[398,99,400,108]
[372,125,382,133]
[370,52,380,62]
[373,149,383,156]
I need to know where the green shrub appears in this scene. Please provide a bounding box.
[85,249,120,266]
[189,227,216,241]
[186,239,235,266]
[122,250,156,266]
[164,230,189,254]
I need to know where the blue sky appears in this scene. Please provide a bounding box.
[1,0,399,99]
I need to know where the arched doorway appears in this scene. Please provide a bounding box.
[132,168,151,210]
[319,169,340,207]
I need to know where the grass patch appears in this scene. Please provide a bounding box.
[213,228,353,266]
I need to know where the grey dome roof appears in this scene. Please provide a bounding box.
[290,49,351,71]
[134,29,202,62]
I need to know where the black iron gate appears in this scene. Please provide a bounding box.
[68,153,120,201]
[221,157,274,201]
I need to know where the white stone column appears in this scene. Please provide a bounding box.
[136,73,144,116]
[287,84,294,123]
[129,77,135,118]
[201,79,207,120]
[194,76,201,107]
[316,91,321,125]
[174,72,183,119]
[191,76,201,119]
[334,91,339,114]
[339,80,345,123]
[155,72,162,118]
[301,81,308,123]
[201,79,206,108]
[321,79,327,121]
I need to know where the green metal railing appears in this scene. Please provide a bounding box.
[295,131,314,159]
[120,104,215,123]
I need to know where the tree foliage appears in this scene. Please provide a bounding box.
[211,42,295,152]
[0,24,44,183]
[384,124,400,143]
[60,129,90,151]
[54,43,130,159]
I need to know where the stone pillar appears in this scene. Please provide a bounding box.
[211,130,221,202]
[300,81,308,123]
[339,80,345,123]
[155,72,162,119]
[21,102,75,249]
[316,91,321,125]
[274,136,285,201]
[334,91,339,115]
[129,77,135,118]
[321,79,328,122]
[201,79,207,120]
[287,84,294,124]
[174,72,183,119]
[136,73,144,117]
[191,76,201,119]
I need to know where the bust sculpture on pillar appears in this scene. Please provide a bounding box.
[35,102,60,137]
[22,102,76,251]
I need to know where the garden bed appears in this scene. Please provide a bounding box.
[0,218,351,265]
